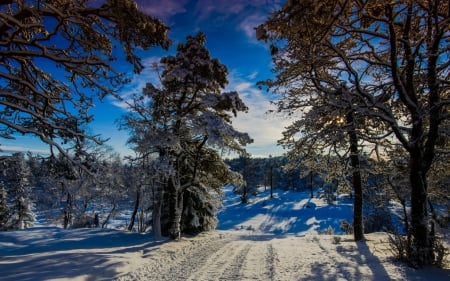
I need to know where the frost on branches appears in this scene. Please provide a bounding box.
[258,0,450,266]
[0,153,35,230]
[0,0,169,157]
[121,32,252,239]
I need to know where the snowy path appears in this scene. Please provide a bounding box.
[113,231,446,281]
[116,233,276,281]
[1,229,449,281]
[1,186,449,281]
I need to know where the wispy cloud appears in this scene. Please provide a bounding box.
[247,71,258,80]
[238,13,267,42]
[110,56,163,111]
[0,145,50,155]
[226,71,292,157]
[194,0,243,20]
[135,0,282,43]
[192,0,282,41]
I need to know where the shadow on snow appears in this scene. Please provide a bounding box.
[217,188,353,235]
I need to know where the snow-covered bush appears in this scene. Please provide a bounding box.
[340,219,353,235]
[388,231,449,268]
[182,185,219,234]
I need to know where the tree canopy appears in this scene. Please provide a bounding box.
[0,0,170,154]
[121,32,252,238]
[258,0,449,266]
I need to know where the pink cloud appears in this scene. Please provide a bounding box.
[131,0,282,41]
[136,0,189,19]
[194,0,279,18]
[194,0,247,19]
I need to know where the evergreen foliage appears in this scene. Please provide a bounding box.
[0,180,9,230]
[0,153,35,229]
[121,32,252,238]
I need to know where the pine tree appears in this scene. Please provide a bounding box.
[0,181,9,230]
[121,32,252,238]
[3,153,35,229]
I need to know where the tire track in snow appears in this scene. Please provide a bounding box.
[186,240,251,281]
[266,243,276,280]
[115,233,408,281]
[116,234,235,281]
[238,240,278,281]
[117,233,277,281]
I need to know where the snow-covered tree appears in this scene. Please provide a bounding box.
[38,140,117,228]
[0,0,169,156]
[275,89,372,240]
[121,32,252,239]
[97,155,129,229]
[258,0,449,266]
[231,154,258,204]
[0,179,9,230]
[0,153,35,229]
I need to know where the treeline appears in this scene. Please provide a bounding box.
[226,156,307,192]
[225,154,449,236]
[2,151,447,236]
[0,150,227,235]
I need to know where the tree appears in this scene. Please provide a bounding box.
[38,139,116,228]
[232,153,254,204]
[271,82,371,240]
[258,0,450,266]
[0,180,8,230]
[0,0,169,155]
[121,32,252,239]
[0,153,35,229]
[97,155,129,229]
[226,156,301,192]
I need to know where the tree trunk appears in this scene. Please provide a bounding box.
[177,189,184,235]
[409,151,434,266]
[241,183,248,204]
[152,197,162,239]
[102,202,116,229]
[152,179,163,239]
[128,188,141,231]
[347,111,364,241]
[167,176,182,239]
[270,165,273,198]
[63,192,72,229]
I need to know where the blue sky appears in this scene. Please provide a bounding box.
[1,0,292,158]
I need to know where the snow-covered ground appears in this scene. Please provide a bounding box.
[1,186,449,280]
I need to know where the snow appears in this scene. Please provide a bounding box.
[217,186,353,235]
[1,185,449,281]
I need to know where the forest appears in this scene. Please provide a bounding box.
[0,0,449,270]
